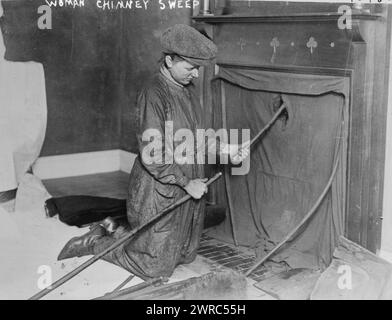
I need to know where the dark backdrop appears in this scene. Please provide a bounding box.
[1,0,192,156]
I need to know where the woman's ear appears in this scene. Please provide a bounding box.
[165,55,173,68]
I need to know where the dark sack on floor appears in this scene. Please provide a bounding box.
[44,196,127,227]
[45,196,226,229]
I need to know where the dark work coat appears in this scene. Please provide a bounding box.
[98,71,208,279]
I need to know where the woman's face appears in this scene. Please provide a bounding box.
[166,56,200,86]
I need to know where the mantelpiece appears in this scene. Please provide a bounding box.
[194,2,391,253]
[193,12,382,23]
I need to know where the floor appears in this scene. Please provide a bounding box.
[42,171,275,300]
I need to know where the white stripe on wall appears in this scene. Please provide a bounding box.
[32,149,137,180]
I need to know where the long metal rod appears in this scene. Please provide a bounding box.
[29,172,223,300]
[111,274,135,292]
[249,103,287,148]
[28,101,288,298]
[93,277,166,300]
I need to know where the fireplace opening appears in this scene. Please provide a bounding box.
[207,66,349,270]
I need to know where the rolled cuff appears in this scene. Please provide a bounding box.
[175,174,191,188]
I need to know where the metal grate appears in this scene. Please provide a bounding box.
[198,234,269,281]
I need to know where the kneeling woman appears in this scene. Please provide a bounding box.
[58,24,249,280]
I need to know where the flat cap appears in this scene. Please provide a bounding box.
[160,24,217,66]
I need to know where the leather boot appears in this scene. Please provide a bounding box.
[57,225,106,260]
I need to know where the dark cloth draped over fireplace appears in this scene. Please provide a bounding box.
[208,67,349,269]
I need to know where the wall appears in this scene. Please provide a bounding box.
[1,0,196,156]
[2,0,122,156]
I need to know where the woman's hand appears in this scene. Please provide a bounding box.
[221,141,251,165]
[230,141,250,165]
[184,178,208,199]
